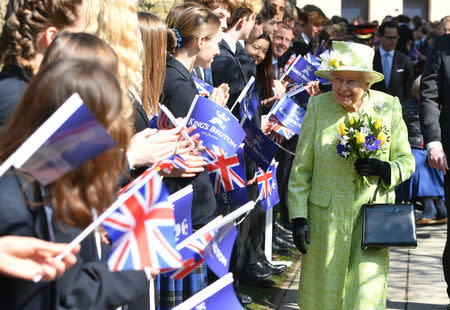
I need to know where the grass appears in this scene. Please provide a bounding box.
[240,251,301,310]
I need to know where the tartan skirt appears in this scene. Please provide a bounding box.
[156,262,208,310]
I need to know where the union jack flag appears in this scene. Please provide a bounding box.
[268,130,284,144]
[192,75,214,97]
[156,107,176,130]
[269,120,296,140]
[256,162,280,210]
[204,145,246,194]
[169,230,215,279]
[103,174,183,272]
[283,53,297,73]
[154,155,190,174]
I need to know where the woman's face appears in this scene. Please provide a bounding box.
[195,28,223,69]
[332,71,369,112]
[246,38,270,65]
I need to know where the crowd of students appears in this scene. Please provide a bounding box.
[0,0,449,309]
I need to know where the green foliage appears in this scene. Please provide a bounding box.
[137,0,155,12]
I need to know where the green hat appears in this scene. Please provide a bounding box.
[315,41,384,85]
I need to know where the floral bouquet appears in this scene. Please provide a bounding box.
[336,113,390,186]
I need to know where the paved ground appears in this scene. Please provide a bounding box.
[273,223,449,310]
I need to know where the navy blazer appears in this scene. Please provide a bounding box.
[419,34,450,154]
[0,63,30,126]
[372,50,414,103]
[161,56,220,227]
[0,170,149,310]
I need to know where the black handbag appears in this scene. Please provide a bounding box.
[362,162,417,249]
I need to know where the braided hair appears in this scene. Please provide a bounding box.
[0,0,83,74]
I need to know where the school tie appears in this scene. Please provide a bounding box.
[204,68,213,85]
[382,53,392,88]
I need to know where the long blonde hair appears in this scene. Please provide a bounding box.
[138,12,167,116]
[85,0,143,120]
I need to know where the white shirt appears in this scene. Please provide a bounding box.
[301,32,311,45]
[222,32,237,55]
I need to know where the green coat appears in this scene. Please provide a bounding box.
[288,90,415,310]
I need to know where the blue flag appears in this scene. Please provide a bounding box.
[204,223,237,278]
[286,84,310,109]
[236,77,258,121]
[186,95,246,155]
[2,93,117,185]
[192,75,214,98]
[169,186,193,245]
[256,162,280,211]
[287,57,319,85]
[269,95,305,136]
[241,116,279,171]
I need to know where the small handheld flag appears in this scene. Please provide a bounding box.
[268,95,306,137]
[192,75,214,98]
[241,116,279,171]
[103,172,183,272]
[256,162,280,211]
[0,93,116,185]
[185,95,246,155]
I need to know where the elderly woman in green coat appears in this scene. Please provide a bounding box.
[288,41,415,310]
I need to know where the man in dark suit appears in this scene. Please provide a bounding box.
[397,15,414,55]
[419,34,450,306]
[372,21,414,103]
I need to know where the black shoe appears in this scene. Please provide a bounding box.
[275,230,294,243]
[272,242,292,256]
[274,235,296,249]
[239,262,272,284]
[261,259,287,275]
[274,220,292,235]
[239,293,253,305]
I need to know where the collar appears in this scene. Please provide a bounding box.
[301,32,310,45]
[0,63,32,82]
[379,46,394,58]
[222,32,237,54]
[166,55,193,81]
[272,56,278,66]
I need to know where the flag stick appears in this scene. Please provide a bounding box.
[275,142,295,156]
[172,273,234,310]
[158,103,214,166]
[176,216,223,250]
[279,55,301,82]
[230,76,255,112]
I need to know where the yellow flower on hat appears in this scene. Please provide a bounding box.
[377,131,386,146]
[339,122,346,135]
[356,132,365,144]
[330,57,339,69]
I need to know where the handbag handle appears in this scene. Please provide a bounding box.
[370,161,402,203]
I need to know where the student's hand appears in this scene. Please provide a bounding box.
[305,81,321,97]
[0,236,80,282]
[247,172,257,185]
[261,115,274,136]
[210,83,230,107]
[261,95,280,107]
[127,127,183,167]
[273,79,286,97]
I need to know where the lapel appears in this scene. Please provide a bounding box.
[220,39,246,83]
[389,51,401,89]
[14,171,50,240]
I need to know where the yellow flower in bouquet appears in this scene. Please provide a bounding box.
[377,131,386,146]
[339,122,346,135]
[356,132,365,144]
[335,113,390,186]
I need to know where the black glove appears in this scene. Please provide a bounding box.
[354,158,391,180]
[292,217,310,254]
